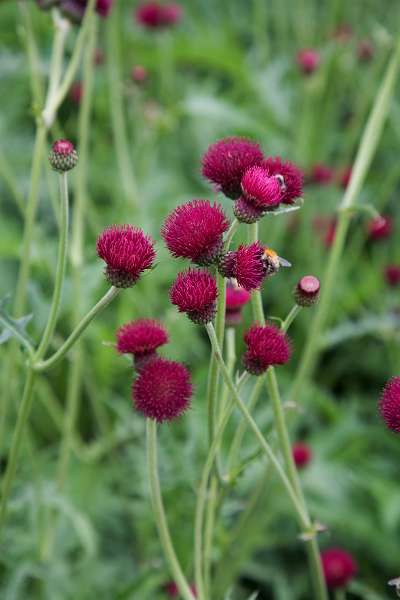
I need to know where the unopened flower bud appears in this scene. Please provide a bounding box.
[49,139,78,173]
[294,275,320,307]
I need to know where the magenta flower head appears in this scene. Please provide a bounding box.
[296,49,320,75]
[201,137,264,199]
[97,225,156,288]
[170,269,218,324]
[131,65,149,84]
[321,548,357,589]
[225,279,251,326]
[133,357,192,422]
[262,156,303,205]
[162,200,229,266]
[292,442,312,469]
[219,242,265,292]
[294,275,320,307]
[385,265,400,287]
[234,165,283,222]
[310,163,334,185]
[243,324,291,375]
[116,319,168,369]
[367,215,392,241]
[165,582,197,597]
[49,139,78,173]
[379,377,400,433]
[135,1,182,29]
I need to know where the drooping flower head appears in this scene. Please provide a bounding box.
[116,319,168,368]
[379,376,400,433]
[219,242,265,292]
[310,163,334,185]
[97,225,156,288]
[367,215,392,241]
[262,156,303,205]
[296,49,320,75]
[225,279,251,326]
[384,265,400,287]
[292,442,312,469]
[321,548,357,589]
[201,137,264,199]
[135,1,182,29]
[49,139,78,172]
[162,200,229,266]
[294,275,320,307]
[133,358,192,422]
[170,269,218,324]
[243,324,291,375]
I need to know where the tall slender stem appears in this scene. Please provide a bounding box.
[146,420,196,600]
[282,305,302,332]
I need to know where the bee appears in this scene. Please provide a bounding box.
[261,247,292,276]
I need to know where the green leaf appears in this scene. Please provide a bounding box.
[0,296,34,355]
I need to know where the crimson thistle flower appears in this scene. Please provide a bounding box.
[292,442,312,469]
[296,49,320,75]
[96,225,156,288]
[116,319,168,369]
[294,275,320,307]
[367,215,392,241]
[135,1,182,29]
[49,139,78,173]
[219,242,266,292]
[131,65,149,84]
[234,165,283,223]
[161,200,229,266]
[309,163,334,185]
[243,324,291,375]
[165,581,197,597]
[261,156,303,205]
[379,376,400,433]
[321,548,357,589]
[201,137,263,199]
[170,269,218,324]
[384,265,400,287]
[225,280,251,326]
[133,357,192,422]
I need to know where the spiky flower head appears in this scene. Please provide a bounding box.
[379,376,400,433]
[296,49,320,75]
[367,215,392,241]
[384,265,400,287]
[219,242,265,292]
[241,166,283,209]
[201,137,264,199]
[233,196,265,224]
[162,200,229,266]
[294,275,320,307]
[116,319,168,368]
[135,1,182,29]
[262,156,303,205]
[133,357,192,422]
[170,269,217,324]
[321,548,357,589]
[243,324,291,375]
[292,442,312,469]
[225,279,251,326]
[49,139,78,173]
[96,225,156,288]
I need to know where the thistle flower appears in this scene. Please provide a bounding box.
[96,225,156,288]
[219,242,265,292]
[131,65,148,84]
[262,156,303,205]
[321,548,357,589]
[116,319,168,368]
[243,324,291,375]
[170,269,218,324]
[241,166,283,209]
[165,582,197,597]
[201,137,264,199]
[384,265,400,287]
[367,215,392,241]
[133,358,192,422]
[135,1,182,29]
[162,200,229,266]
[294,275,320,307]
[292,442,312,469]
[358,39,374,63]
[310,163,334,185]
[225,280,251,326]
[379,377,400,433]
[49,139,78,173]
[296,49,320,75]
[233,197,265,224]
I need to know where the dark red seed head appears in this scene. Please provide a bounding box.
[384,265,400,287]
[379,377,400,433]
[294,275,320,307]
[296,49,320,75]
[133,357,192,422]
[116,319,168,360]
[162,200,229,266]
[292,442,312,469]
[96,225,156,288]
[201,137,264,199]
[262,156,303,205]
[367,216,392,241]
[241,166,282,209]
[170,269,218,324]
[219,242,265,292]
[321,548,357,589]
[310,163,334,185]
[243,324,291,375]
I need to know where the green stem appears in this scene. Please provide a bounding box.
[334,589,346,600]
[282,305,302,332]
[290,39,400,402]
[35,172,69,361]
[203,476,218,597]
[34,287,121,372]
[0,369,36,537]
[146,420,196,600]
[223,218,239,252]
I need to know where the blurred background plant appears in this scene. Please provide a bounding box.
[0,0,400,598]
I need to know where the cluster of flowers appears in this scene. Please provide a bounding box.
[35,0,113,22]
